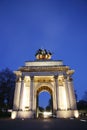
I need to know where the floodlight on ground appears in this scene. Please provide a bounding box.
[43,111,52,118]
[11,111,17,119]
[74,110,79,118]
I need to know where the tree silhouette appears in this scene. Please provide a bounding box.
[0,68,16,111]
[83,90,87,101]
[45,98,53,111]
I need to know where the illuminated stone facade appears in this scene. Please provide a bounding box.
[11,49,79,119]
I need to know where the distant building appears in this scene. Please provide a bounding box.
[11,49,79,119]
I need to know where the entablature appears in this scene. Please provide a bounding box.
[18,66,69,72]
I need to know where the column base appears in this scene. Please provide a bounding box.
[11,110,34,119]
[56,110,79,118]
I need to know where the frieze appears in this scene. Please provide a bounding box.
[19,66,69,72]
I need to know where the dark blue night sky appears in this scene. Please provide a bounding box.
[0,0,87,107]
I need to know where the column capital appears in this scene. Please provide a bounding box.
[21,75,25,81]
[54,75,58,80]
[67,76,73,82]
[16,76,22,82]
[30,76,34,81]
[63,75,67,79]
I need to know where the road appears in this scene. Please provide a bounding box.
[0,118,87,130]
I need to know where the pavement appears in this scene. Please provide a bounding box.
[0,118,87,130]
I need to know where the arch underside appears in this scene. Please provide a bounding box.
[37,86,52,95]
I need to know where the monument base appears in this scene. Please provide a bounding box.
[56,110,79,118]
[11,111,34,119]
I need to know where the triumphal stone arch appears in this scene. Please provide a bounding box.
[11,49,79,119]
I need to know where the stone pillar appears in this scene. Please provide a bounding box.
[32,87,36,111]
[63,77,71,110]
[13,76,21,110]
[67,76,77,110]
[57,75,68,110]
[58,85,64,110]
[22,78,30,111]
[54,75,58,111]
[30,76,34,111]
[19,76,25,110]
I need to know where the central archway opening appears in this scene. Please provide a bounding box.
[36,86,53,118]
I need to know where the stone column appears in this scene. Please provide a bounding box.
[13,76,21,110]
[67,76,77,110]
[30,76,34,111]
[22,78,30,111]
[57,79,63,110]
[57,75,67,110]
[54,75,58,111]
[63,77,71,110]
[19,76,25,110]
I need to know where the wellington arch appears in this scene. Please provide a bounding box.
[11,49,79,119]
